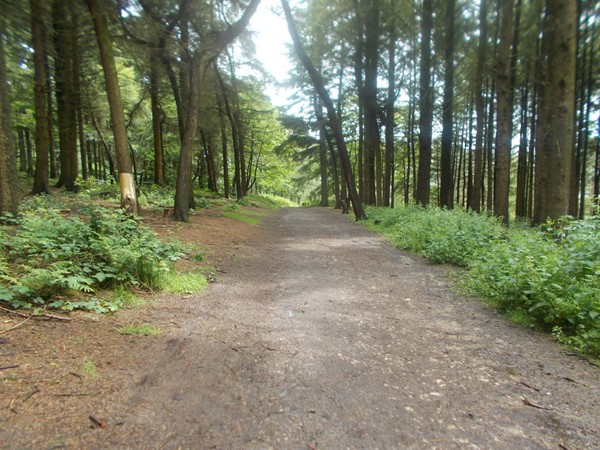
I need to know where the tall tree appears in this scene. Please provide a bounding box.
[383,14,397,208]
[439,0,456,209]
[85,0,138,213]
[53,0,78,191]
[361,0,381,205]
[0,10,19,216]
[282,0,366,220]
[469,0,488,213]
[30,0,51,195]
[172,0,260,221]
[533,0,577,224]
[493,0,515,225]
[416,0,433,206]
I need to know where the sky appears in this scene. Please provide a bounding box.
[246,0,295,107]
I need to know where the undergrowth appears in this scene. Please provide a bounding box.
[365,206,600,360]
[0,202,183,313]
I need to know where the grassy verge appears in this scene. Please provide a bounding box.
[364,205,600,360]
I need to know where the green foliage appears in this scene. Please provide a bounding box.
[0,205,183,312]
[365,205,505,266]
[243,194,297,209]
[82,356,99,379]
[366,206,600,359]
[223,211,261,225]
[117,323,161,336]
[160,271,208,294]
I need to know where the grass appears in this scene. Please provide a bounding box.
[223,211,262,225]
[364,205,600,360]
[160,271,208,294]
[117,323,162,336]
[82,356,99,379]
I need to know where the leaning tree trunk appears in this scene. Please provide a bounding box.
[86,0,138,213]
[282,0,366,220]
[533,0,577,224]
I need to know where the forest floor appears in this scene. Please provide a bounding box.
[1,205,600,449]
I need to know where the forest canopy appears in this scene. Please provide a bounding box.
[0,0,597,224]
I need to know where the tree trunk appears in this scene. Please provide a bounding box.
[515,78,529,219]
[215,88,230,198]
[315,97,329,207]
[533,0,577,224]
[43,35,57,180]
[440,0,456,209]
[493,0,514,225]
[578,10,595,218]
[53,0,78,191]
[25,129,34,177]
[86,0,138,213]
[150,51,166,186]
[383,24,396,208]
[362,0,380,205]
[73,16,87,182]
[0,13,19,216]
[282,0,366,220]
[416,0,433,207]
[470,0,488,212]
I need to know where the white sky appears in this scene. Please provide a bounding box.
[247,0,295,107]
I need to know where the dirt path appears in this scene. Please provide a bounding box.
[3,207,600,449]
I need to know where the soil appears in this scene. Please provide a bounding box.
[1,206,599,449]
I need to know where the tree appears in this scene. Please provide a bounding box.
[0,10,19,216]
[172,0,260,221]
[439,0,456,209]
[533,0,577,224]
[30,0,51,195]
[469,0,488,213]
[282,0,366,220]
[53,0,78,191]
[85,0,138,213]
[416,0,433,207]
[493,0,514,225]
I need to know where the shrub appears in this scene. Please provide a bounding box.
[366,206,600,359]
[365,205,505,266]
[0,205,183,312]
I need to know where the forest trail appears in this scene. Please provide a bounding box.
[3,207,600,449]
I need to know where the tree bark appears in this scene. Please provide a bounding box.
[533,0,577,224]
[439,0,456,209]
[416,0,433,207]
[383,23,396,208]
[86,0,138,213]
[470,0,488,212]
[362,0,380,205]
[150,51,166,186]
[493,0,514,225]
[515,78,529,219]
[0,13,19,216]
[282,0,366,220]
[53,0,78,191]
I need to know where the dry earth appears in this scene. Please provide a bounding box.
[1,206,600,449]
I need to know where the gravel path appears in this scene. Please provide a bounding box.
[88,207,600,449]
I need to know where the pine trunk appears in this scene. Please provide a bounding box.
[416,0,433,207]
[86,0,137,213]
[533,0,577,224]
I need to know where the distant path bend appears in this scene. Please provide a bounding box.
[103,207,600,449]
